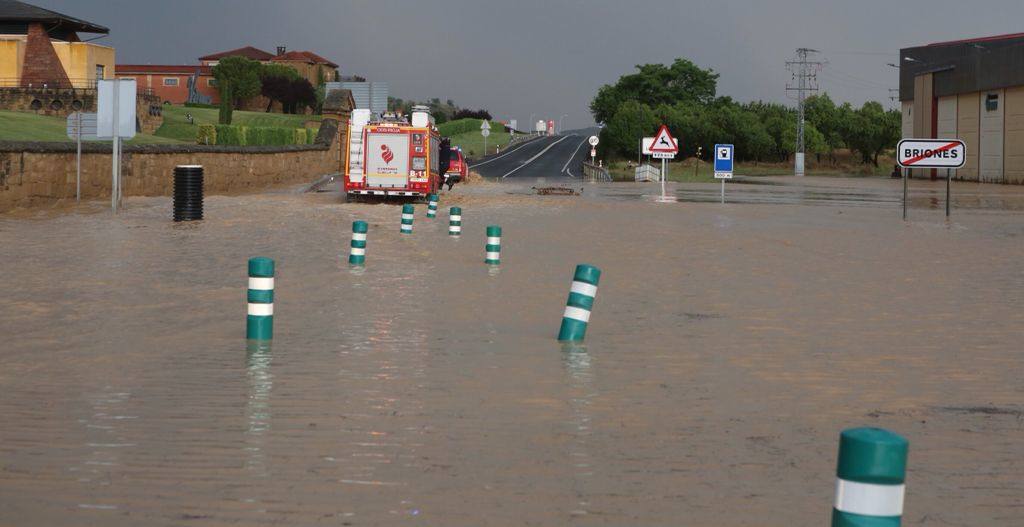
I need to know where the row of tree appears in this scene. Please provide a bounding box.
[212,56,321,124]
[594,59,900,166]
[387,97,492,124]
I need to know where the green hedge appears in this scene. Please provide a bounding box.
[196,124,216,145]
[215,124,248,146]
[203,124,316,146]
[184,102,219,109]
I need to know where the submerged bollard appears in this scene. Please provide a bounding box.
[247,257,274,340]
[426,194,439,218]
[832,427,908,527]
[449,206,462,236]
[558,264,600,342]
[349,220,368,266]
[485,225,502,265]
[400,204,414,234]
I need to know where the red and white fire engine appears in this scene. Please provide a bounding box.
[343,106,443,198]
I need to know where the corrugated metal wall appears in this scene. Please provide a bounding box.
[980,89,1005,182]
[957,93,980,180]
[1003,87,1024,184]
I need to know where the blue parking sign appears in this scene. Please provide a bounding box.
[714,144,734,179]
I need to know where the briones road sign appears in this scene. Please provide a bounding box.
[897,139,966,169]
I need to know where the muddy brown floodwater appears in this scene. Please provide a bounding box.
[1,176,1022,526]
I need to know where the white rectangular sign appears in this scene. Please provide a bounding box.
[641,137,655,155]
[897,138,966,168]
[97,79,137,139]
[652,151,675,159]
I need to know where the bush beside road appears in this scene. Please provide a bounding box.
[155,105,319,143]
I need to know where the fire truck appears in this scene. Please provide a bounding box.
[343,106,443,199]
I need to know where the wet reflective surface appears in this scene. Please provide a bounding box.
[2,177,1023,525]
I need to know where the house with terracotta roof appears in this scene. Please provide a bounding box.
[117,45,338,106]
[115,64,216,105]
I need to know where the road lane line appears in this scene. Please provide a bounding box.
[469,136,546,168]
[562,135,589,177]
[501,135,572,178]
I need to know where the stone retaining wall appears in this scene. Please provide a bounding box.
[0,119,341,211]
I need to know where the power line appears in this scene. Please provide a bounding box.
[786,48,823,177]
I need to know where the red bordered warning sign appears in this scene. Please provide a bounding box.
[649,125,679,153]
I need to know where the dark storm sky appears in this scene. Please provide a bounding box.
[37,0,1024,129]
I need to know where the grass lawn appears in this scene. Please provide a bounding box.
[155,105,320,142]
[0,110,183,144]
[445,125,512,158]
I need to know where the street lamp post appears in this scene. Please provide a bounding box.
[558,114,568,134]
[529,113,535,136]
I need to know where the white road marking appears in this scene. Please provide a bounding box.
[501,135,572,178]
[468,136,545,168]
[562,135,590,177]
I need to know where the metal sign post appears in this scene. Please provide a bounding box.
[98,79,137,213]
[713,144,734,204]
[896,138,966,221]
[66,112,97,203]
[480,120,491,156]
[649,125,679,201]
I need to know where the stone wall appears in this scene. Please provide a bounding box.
[0,87,96,116]
[0,118,341,211]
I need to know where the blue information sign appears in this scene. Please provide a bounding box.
[714,144,734,179]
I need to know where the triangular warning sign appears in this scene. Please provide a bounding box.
[649,125,678,153]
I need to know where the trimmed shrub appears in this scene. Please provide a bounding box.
[196,124,216,145]
[215,124,248,146]
[184,102,219,109]
[293,128,307,145]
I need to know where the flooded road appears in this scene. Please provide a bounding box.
[2,177,1023,526]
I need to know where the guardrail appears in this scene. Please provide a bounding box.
[581,161,611,182]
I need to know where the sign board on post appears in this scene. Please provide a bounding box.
[66,112,98,140]
[641,137,655,155]
[896,138,965,168]
[896,138,966,220]
[649,125,678,157]
[714,144,734,179]
[97,79,137,214]
[588,135,599,146]
[97,79,137,139]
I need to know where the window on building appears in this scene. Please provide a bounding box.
[163,77,180,87]
[95,64,105,80]
[986,93,999,112]
[207,78,217,87]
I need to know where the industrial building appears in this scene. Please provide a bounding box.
[900,33,1024,183]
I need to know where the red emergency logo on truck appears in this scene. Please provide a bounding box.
[380,144,395,164]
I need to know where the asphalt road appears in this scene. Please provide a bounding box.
[472,128,599,181]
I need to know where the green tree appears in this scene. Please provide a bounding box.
[842,101,900,166]
[213,56,262,124]
[601,100,658,157]
[590,58,719,124]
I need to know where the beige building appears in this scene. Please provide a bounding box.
[0,0,113,89]
[900,33,1024,183]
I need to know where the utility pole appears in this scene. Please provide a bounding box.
[786,48,823,177]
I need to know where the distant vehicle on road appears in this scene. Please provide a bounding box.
[343,105,443,200]
[444,147,467,190]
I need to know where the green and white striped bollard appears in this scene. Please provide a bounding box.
[485,225,501,265]
[247,257,274,340]
[832,427,908,527]
[349,220,368,266]
[400,204,414,234]
[426,194,438,218]
[558,264,600,341]
[449,206,462,236]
